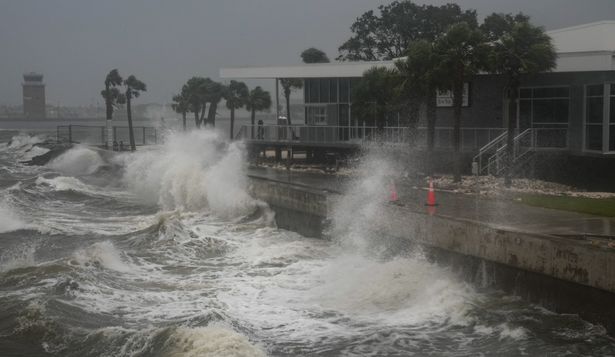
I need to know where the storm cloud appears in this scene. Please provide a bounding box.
[1,0,613,106]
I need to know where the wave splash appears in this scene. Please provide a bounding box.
[117,130,256,217]
[70,241,132,273]
[0,200,29,234]
[158,326,266,357]
[47,146,104,176]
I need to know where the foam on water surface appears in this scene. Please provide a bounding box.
[0,131,614,356]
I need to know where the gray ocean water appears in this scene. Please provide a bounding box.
[0,128,614,356]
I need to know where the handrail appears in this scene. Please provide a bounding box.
[476,128,534,176]
[56,124,158,146]
[237,124,506,151]
[475,131,508,158]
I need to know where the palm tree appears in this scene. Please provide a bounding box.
[171,91,189,131]
[123,75,147,151]
[101,69,124,147]
[204,79,225,127]
[395,40,444,175]
[435,22,488,182]
[483,14,556,186]
[225,80,249,140]
[182,77,208,128]
[245,86,272,138]
[279,78,303,125]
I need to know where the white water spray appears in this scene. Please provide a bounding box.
[48,146,105,176]
[117,130,257,217]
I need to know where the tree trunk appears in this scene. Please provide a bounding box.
[104,84,113,149]
[207,101,218,127]
[452,79,464,182]
[251,108,256,139]
[126,93,136,151]
[199,104,207,128]
[104,84,112,121]
[182,112,186,131]
[194,110,200,128]
[230,107,235,141]
[285,93,292,126]
[505,85,518,187]
[426,91,437,176]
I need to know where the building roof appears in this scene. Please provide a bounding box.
[220,60,397,79]
[547,21,615,53]
[221,21,615,79]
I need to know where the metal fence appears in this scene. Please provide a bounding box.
[57,125,157,147]
[237,124,506,151]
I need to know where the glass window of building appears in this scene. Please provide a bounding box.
[306,106,327,125]
[319,79,330,104]
[304,80,309,103]
[330,79,338,103]
[308,79,319,103]
[519,86,569,148]
[585,84,604,151]
[610,84,615,151]
[339,79,349,103]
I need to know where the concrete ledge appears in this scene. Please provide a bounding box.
[248,176,615,333]
[377,203,615,294]
[248,175,331,238]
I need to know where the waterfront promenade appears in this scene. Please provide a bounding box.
[248,166,615,239]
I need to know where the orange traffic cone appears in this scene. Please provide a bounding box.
[425,178,437,207]
[389,182,399,202]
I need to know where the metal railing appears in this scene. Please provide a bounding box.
[486,129,533,176]
[236,124,505,151]
[415,127,505,152]
[236,125,412,145]
[57,125,158,147]
[473,127,568,176]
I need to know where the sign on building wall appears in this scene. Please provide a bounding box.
[436,83,470,107]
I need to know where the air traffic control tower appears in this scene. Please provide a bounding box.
[22,72,46,118]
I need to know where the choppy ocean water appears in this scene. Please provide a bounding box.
[0,128,613,356]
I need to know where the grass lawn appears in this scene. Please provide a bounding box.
[516,194,615,217]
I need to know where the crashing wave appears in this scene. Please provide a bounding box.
[47,146,105,176]
[117,130,257,217]
[70,241,133,273]
[0,200,30,234]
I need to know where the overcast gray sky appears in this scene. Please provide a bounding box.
[1,0,614,106]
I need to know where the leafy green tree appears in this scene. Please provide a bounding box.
[352,66,400,128]
[101,69,125,147]
[171,91,189,131]
[245,86,272,138]
[482,13,556,186]
[225,80,249,140]
[337,1,476,61]
[481,12,530,42]
[123,75,147,151]
[435,22,488,182]
[279,78,303,125]
[301,48,330,63]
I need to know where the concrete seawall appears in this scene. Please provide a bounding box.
[248,175,332,238]
[248,175,615,334]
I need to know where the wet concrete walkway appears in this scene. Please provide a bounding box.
[248,167,615,238]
